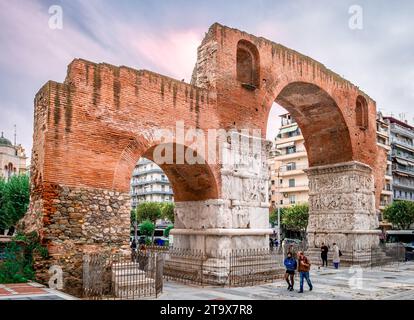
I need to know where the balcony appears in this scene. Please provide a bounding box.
[392,150,414,162]
[273,149,307,161]
[132,190,174,196]
[132,168,165,176]
[131,179,170,186]
[394,194,414,201]
[393,165,414,176]
[278,184,309,193]
[390,123,414,139]
[391,138,414,151]
[393,180,414,190]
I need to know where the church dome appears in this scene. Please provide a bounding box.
[0,132,13,146]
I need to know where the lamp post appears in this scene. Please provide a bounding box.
[276,163,286,247]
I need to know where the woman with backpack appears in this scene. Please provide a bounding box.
[332,243,341,269]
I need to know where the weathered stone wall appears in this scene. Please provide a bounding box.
[306,161,380,261]
[21,185,130,296]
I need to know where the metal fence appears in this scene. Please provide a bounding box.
[369,243,407,268]
[162,247,285,287]
[83,250,164,300]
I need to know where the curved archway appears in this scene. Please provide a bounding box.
[273,82,353,167]
[112,140,219,202]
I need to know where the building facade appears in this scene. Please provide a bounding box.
[268,113,309,209]
[130,158,174,208]
[384,116,414,203]
[0,132,27,181]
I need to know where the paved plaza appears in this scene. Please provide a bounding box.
[1,262,413,300]
[158,262,414,300]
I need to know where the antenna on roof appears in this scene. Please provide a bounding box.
[14,124,17,146]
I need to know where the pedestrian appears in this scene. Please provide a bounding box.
[288,244,297,259]
[130,238,137,261]
[320,242,329,267]
[297,251,313,293]
[332,243,341,269]
[284,251,297,291]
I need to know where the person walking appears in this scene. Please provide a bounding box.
[297,251,313,293]
[332,243,341,269]
[320,242,329,267]
[284,251,297,291]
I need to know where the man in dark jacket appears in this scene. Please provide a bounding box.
[284,252,297,291]
[297,251,313,293]
[320,243,329,267]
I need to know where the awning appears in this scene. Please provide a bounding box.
[276,141,295,149]
[279,125,298,135]
[396,158,409,166]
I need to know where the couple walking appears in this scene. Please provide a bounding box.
[320,242,341,269]
[283,251,313,293]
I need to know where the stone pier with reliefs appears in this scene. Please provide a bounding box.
[305,161,381,265]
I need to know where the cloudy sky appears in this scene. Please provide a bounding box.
[0,0,413,157]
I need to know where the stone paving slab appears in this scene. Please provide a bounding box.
[157,262,414,300]
[0,282,77,300]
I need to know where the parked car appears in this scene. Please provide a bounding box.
[404,242,414,261]
[283,238,301,245]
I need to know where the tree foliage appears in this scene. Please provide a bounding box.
[269,208,285,227]
[281,203,309,235]
[139,220,155,237]
[0,175,30,230]
[160,202,175,223]
[136,202,162,224]
[383,201,414,230]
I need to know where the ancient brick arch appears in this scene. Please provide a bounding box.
[113,141,219,202]
[22,23,385,295]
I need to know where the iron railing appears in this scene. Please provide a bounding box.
[160,247,285,287]
[83,250,164,300]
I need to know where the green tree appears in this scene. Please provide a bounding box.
[164,224,174,238]
[281,203,309,239]
[161,202,175,223]
[383,201,414,230]
[269,208,285,227]
[0,175,30,230]
[136,202,162,242]
[139,220,155,238]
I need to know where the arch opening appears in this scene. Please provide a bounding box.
[273,82,353,167]
[236,39,260,89]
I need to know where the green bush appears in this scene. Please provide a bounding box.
[0,242,34,283]
[140,220,155,237]
[164,225,174,238]
[0,232,48,284]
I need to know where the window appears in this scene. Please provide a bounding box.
[271,180,275,185]
[236,40,260,89]
[279,179,283,185]
[287,162,296,171]
[289,179,295,187]
[289,195,296,204]
[287,146,296,154]
[356,96,369,129]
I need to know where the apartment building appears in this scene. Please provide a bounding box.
[268,113,309,209]
[384,116,414,203]
[376,113,393,226]
[130,158,174,208]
